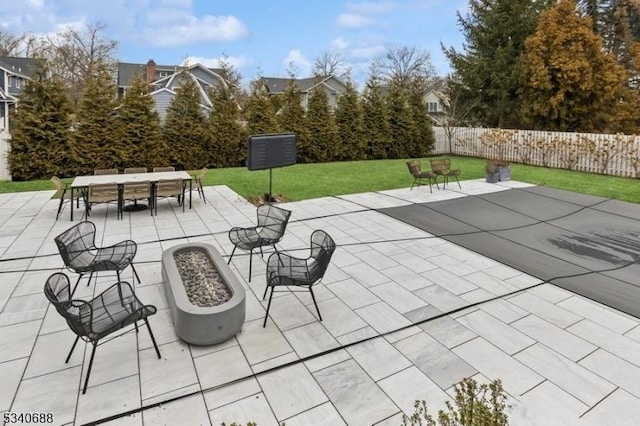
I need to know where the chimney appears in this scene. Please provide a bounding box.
[146,59,156,83]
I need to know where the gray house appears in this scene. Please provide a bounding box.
[116,60,228,120]
[259,75,347,110]
[0,57,38,131]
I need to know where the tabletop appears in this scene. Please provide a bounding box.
[71,171,193,188]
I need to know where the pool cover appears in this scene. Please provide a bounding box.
[379,186,640,318]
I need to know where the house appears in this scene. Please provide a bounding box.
[115,60,229,120]
[258,75,347,110]
[424,89,449,125]
[0,57,39,131]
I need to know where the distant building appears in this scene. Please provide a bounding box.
[0,57,39,131]
[424,89,449,125]
[116,60,229,120]
[258,75,348,110]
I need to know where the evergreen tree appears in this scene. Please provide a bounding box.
[386,83,414,159]
[335,78,366,161]
[304,84,339,163]
[443,0,554,128]
[71,65,121,174]
[361,72,391,159]
[208,77,247,168]
[117,70,167,169]
[163,73,208,169]
[407,79,435,157]
[520,0,636,132]
[9,74,73,180]
[244,80,278,135]
[277,78,309,159]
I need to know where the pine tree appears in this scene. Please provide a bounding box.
[208,78,247,168]
[407,79,435,157]
[117,70,167,169]
[163,73,209,169]
[444,0,554,128]
[335,78,366,161]
[361,73,391,159]
[71,65,121,175]
[386,83,414,159]
[9,74,73,180]
[244,80,278,136]
[304,84,339,163]
[520,0,636,132]
[277,78,309,160]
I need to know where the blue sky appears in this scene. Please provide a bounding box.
[1,0,467,87]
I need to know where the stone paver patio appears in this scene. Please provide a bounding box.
[1,180,640,425]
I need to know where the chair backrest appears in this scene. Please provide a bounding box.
[124,167,147,174]
[309,230,336,280]
[406,160,421,178]
[156,179,184,197]
[51,176,65,195]
[123,181,151,199]
[429,159,449,175]
[44,272,91,337]
[54,221,97,270]
[195,167,207,181]
[94,168,118,175]
[153,166,175,172]
[256,205,292,242]
[88,182,119,203]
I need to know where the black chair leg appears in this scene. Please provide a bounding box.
[455,176,461,189]
[130,264,141,284]
[65,335,80,363]
[248,250,253,282]
[72,274,83,296]
[86,271,94,287]
[227,246,236,265]
[200,182,206,204]
[56,198,65,220]
[263,286,274,328]
[145,318,161,359]
[262,284,269,300]
[309,287,322,321]
[82,343,98,394]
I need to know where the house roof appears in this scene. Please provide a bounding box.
[260,75,345,94]
[117,61,224,88]
[0,57,40,79]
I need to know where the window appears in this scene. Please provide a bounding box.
[15,78,20,88]
[159,71,170,78]
[428,102,438,112]
[8,77,12,88]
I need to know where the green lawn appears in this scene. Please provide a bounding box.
[2,156,638,204]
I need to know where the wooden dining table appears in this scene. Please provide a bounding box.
[69,170,193,221]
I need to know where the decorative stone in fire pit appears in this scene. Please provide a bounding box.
[161,243,245,345]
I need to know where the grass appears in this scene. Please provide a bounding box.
[2,156,638,204]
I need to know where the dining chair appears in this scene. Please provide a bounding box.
[86,182,120,219]
[262,230,336,327]
[122,181,153,216]
[154,179,185,215]
[94,168,119,175]
[191,167,207,203]
[152,166,175,172]
[124,167,148,174]
[51,176,84,220]
[44,272,161,394]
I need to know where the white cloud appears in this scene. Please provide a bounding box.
[330,37,349,51]
[282,49,312,76]
[336,13,374,29]
[183,54,251,70]
[142,15,249,47]
[348,43,386,60]
[27,0,45,9]
[346,1,398,15]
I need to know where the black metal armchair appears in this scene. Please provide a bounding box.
[54,221,140,295]
[228,204,292,282]
[44,272,161,394]
[262,230,336,327]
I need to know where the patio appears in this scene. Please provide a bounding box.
[1,180,640,425]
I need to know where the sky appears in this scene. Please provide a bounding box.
[1,0,467,87]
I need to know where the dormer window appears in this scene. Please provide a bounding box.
[159,71,170,78]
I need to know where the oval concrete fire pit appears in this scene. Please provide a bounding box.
[161,243,245,345]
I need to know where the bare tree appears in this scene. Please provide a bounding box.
[41,22,118,108]
[378,46,434,89]
[313,51,349,79]
[441,75,478,153]
[0,31,42,57]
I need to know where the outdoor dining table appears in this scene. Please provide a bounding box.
[69,170,193,221]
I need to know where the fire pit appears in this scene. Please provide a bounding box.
[161,243,245,345]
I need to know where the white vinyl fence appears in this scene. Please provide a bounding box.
[432,127,640,178]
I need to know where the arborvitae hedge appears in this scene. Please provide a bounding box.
[208,82,247,168]
[335,79,366,161]
[304,84,339,163]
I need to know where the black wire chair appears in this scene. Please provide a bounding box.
[262,230,336,327]
[54,221,140,295]
[44,272,161,394]
[228,204,292,282]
